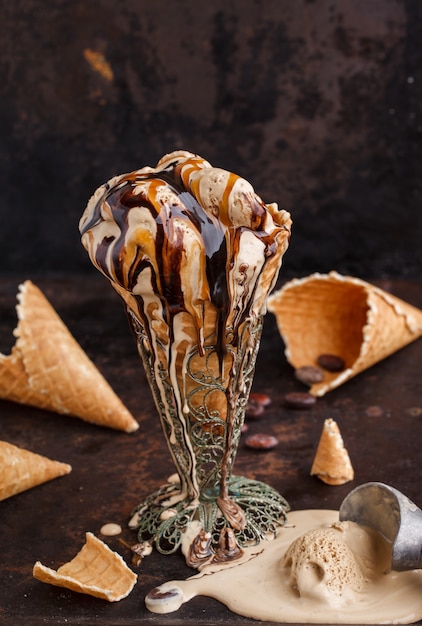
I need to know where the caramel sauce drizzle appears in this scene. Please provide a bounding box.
[80,154,287,363]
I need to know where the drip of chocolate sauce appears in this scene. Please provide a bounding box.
[79,157,284,365]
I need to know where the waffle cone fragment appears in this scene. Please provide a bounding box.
[0,281,138,432]
[268,271,422,396]
[311,418,354,485]
[33,532,137,601]
[0,440,71,501]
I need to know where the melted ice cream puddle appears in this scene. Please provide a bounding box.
[146,510,422,624]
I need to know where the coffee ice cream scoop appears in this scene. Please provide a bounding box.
[339,481,422,571]
[281,524,368,608]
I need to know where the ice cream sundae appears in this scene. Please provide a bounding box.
[80,150,291,564]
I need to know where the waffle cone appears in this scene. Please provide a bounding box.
[268,272,422,396]
[33,532,137,601]
[0,281,138,432]
[0,440,71,501]
[310,419,354,485]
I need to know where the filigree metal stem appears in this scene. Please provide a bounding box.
[128,311,289,565]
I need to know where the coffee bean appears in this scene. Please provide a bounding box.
[241,422,249,433]
[245,433,279,450]
[317,353,345,372]
[365,405,383,417]
[245,399,265,419]
[249,392,272,407]
[406,407,422,416]
[294,365,324,385]
[284,391,316,409]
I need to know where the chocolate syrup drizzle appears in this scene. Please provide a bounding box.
[80,153,290,366]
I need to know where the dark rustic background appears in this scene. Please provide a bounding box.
[1,0,421,281]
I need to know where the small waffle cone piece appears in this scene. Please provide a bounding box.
[0,440,71,501]
[268,271,422,396]
[311,418,354,485]
[33,532,137,601]
[0,281,139,432]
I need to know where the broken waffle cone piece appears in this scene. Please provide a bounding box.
[0,440,71,501]
[268,271,422,396]
[310,418,354,486]
[0,281,138,432]
[33,532,137,602]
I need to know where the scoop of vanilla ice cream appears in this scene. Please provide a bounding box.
[79,151,291,356]
[281,522,368,608]
[156,150,211,171]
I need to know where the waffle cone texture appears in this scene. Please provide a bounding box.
[0,440,71,501]
[268,272,422,396]
[0,281,138,432]
[311,419,354,486]
[33,532,137,601]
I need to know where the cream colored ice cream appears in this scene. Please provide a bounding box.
[146,509,422,623]
[79,151,291,524]
[281,521,386,609]
[79,151,291,361]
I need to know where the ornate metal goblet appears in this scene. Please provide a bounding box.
[79,150,292,568]
[127,310,289,567]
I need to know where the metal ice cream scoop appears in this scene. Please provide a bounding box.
[339,481,422,571]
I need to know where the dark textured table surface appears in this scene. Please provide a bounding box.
[0,274,421,625]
